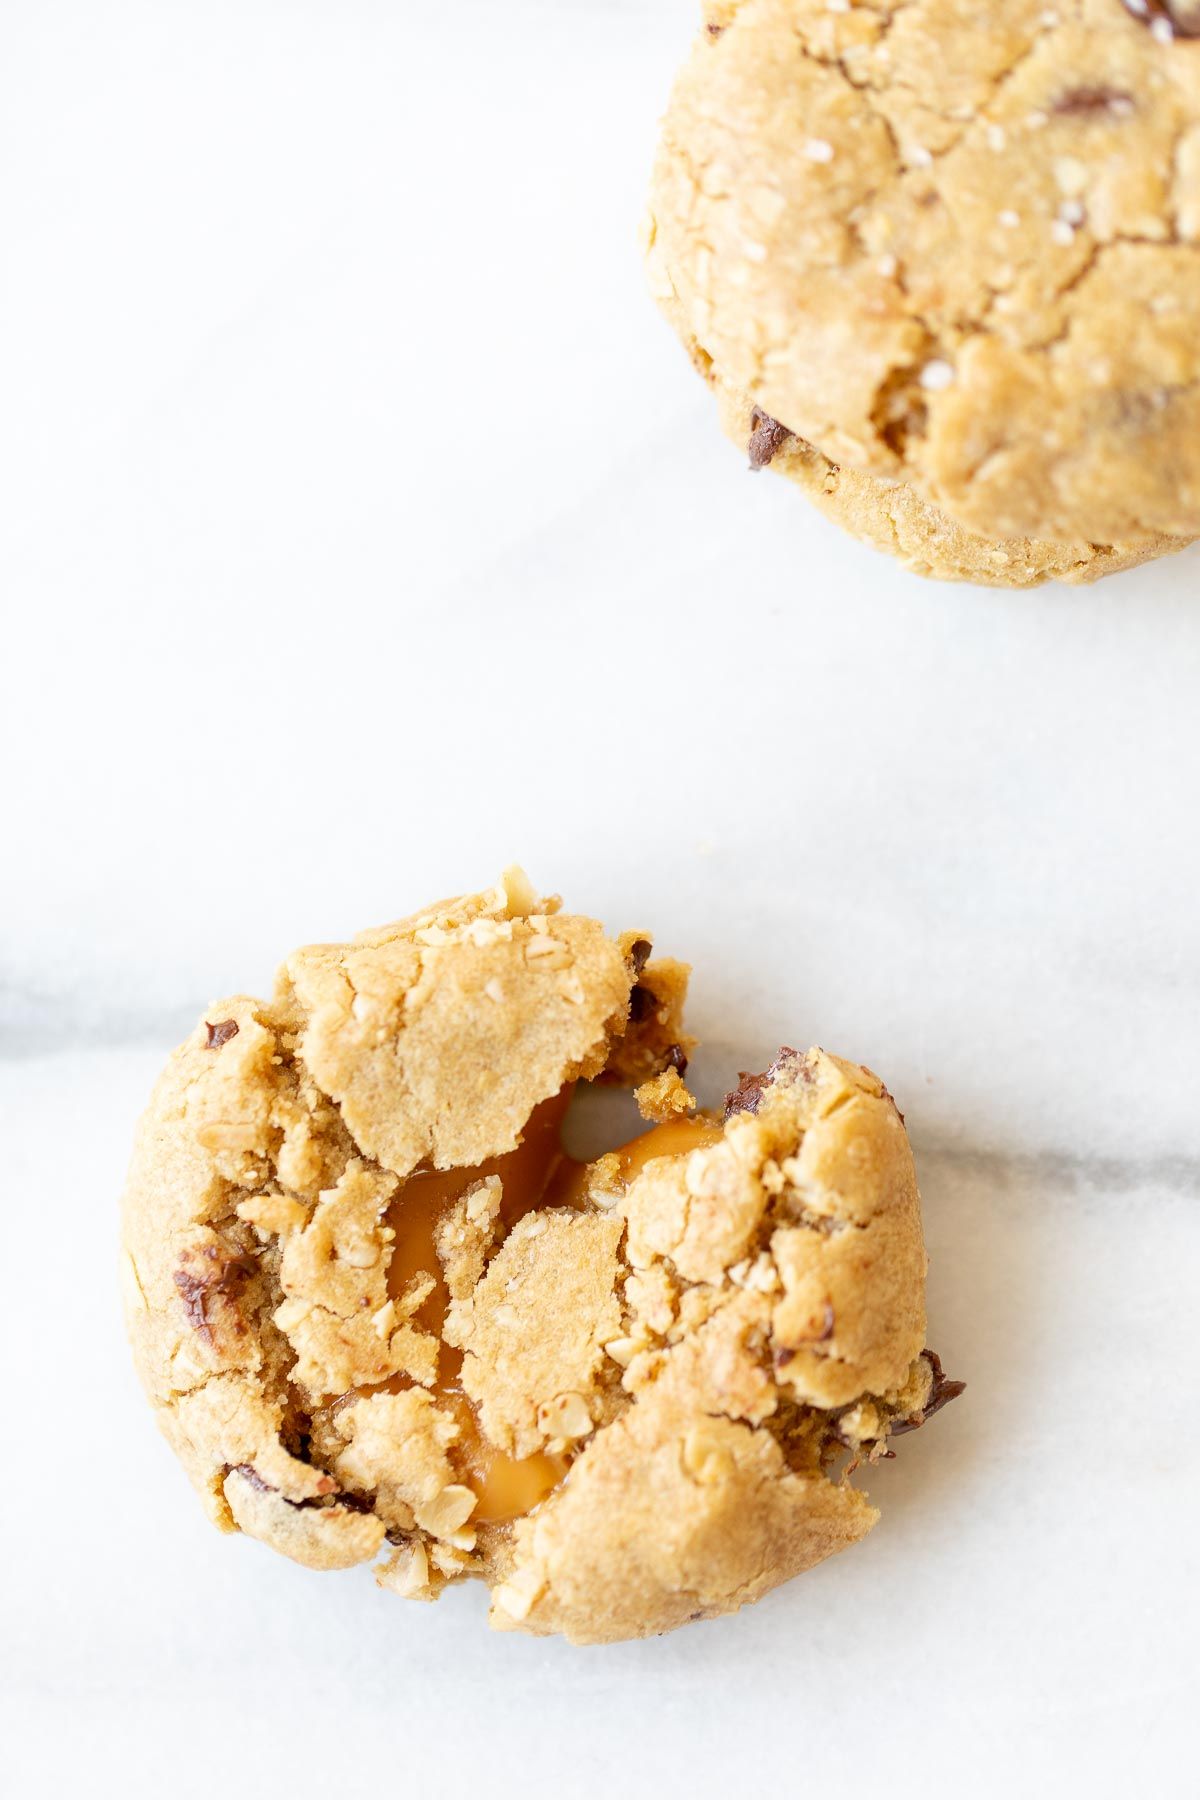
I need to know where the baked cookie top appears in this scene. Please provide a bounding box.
[647,0,1200,545]
[121,873,961,1644]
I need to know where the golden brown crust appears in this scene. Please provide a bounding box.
[713,372,1188,586]
[494,1366,877,1644]
[280,893,632,1176]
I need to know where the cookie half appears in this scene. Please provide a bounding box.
[121,873,962,1644]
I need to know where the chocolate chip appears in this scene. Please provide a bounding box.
[706,22,723,36]
[334,1491,376,1514]
[173,1269,215,1341]
[748,408,792,470]
[725,1070,770,1119]
[1121,0,1200,37]
[922,1349,967,1418]
[889,1350,966,1435]
[628,937,653,976]
[774,1347,796,1368]
[172,1244,251,1344]
[229,1462,275,1494]
[1052,85,1136,116]
[628,983,657,1023]
[665,1043,689,1076]
[724,1046,803,1119]
[204,1018,239,1049]
[228,1463,367,1515]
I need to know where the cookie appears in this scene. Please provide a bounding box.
[121,872,962,1644]
[646,1,1200,585]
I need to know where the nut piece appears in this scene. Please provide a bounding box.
[634,1066,696,1123]
[524,934,571,969]
[489,1565,548,1627]
[681,1423,736,1486]
[537,1392,594,1441]
[376,1538,432,1600]
[415,1483,478,1547]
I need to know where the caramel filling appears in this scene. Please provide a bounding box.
[542,1113,726,1210]
[377,1093,724,1525]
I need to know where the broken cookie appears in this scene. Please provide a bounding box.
[121,873,962,1644]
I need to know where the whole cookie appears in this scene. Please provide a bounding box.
[121,873,962,1644]
[646,0,1200,585]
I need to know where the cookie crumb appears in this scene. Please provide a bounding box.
[635,1066,696,1123]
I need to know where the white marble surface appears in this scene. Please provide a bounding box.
[1,3,1197,1794]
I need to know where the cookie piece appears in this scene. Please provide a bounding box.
[121,878,962,1644]
[718,366,1184,586]
[647,1,1200,584]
